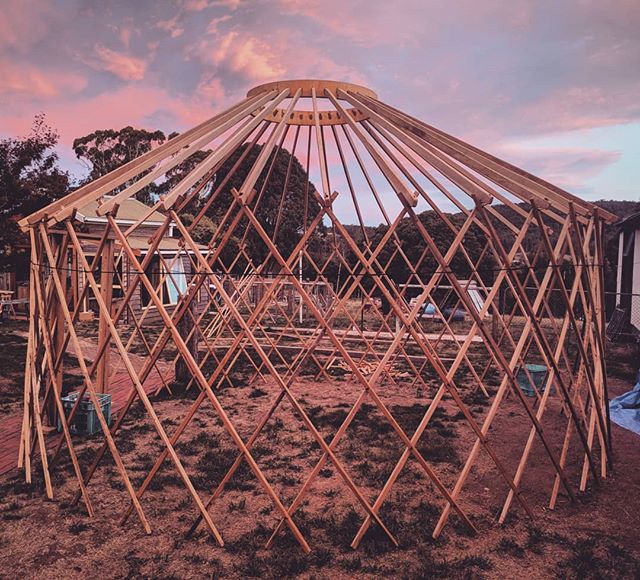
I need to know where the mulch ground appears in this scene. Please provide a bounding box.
[0,321,639,579]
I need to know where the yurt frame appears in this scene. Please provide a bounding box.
[17,79,615,552]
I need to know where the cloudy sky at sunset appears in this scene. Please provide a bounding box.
[0,0,638,208]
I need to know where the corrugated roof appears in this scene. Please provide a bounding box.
[617,211,640,231]
[79,235,207,254]
[126,236,208,252]
[77,198,166,224]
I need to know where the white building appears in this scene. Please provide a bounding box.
[616,211,640,331]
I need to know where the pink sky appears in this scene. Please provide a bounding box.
[0,0,638,207]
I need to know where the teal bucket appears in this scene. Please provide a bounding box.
[57,392,112,435]
[516,364,551,397]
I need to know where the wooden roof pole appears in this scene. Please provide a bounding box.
[337,89,491,206]
[349,91,591,227]
[161,89,293,210]
[353,92,617,222]
[326,90,418,207]
[353,90,576,233]
[237,89,302,200]
[97,91,280,216]
[20,93,269,229]
[188,121,270,229]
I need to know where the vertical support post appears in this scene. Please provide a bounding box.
[96,237,114,393]
[71,245,79,312]
[176,254,200,383]
[53,240,67,420]
[594,210,613,462]
[44,234,66,425]
[492,284,505,342]
[298,251,303,324]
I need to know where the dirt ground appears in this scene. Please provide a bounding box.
[0,320,639,579]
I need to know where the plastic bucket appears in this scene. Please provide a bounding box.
[516,364,551,397]
[57,392,112,435]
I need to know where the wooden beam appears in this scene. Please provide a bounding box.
[96,238,114,393]
[20,93,272,229]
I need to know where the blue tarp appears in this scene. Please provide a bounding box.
[609,369,640,436]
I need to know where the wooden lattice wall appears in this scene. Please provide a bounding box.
[16,79,615,552]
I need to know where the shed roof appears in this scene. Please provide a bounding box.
[76,198,166,225]
[126,236,207,253]
[617,211,640,231]
[79,235,206,255]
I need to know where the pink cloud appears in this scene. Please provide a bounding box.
[190,31,285,82]
[117,20,140,50]
[157,16,185,39]
[206,15,232,34]
[0,0,636,206]
[278,0,428,46]
[0,84,227,158]
[209,0,243,10]
[183,0,212,11]
[157,0,240,40]
[196,77,226,103]
[275,43,366,84]
[83,44,148,81]
[0,60,86,99]
[120,28,133,48]
[517,84,640,134]
[188,24,366,90]
[495,144,622,191]
[0,0,52,52]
